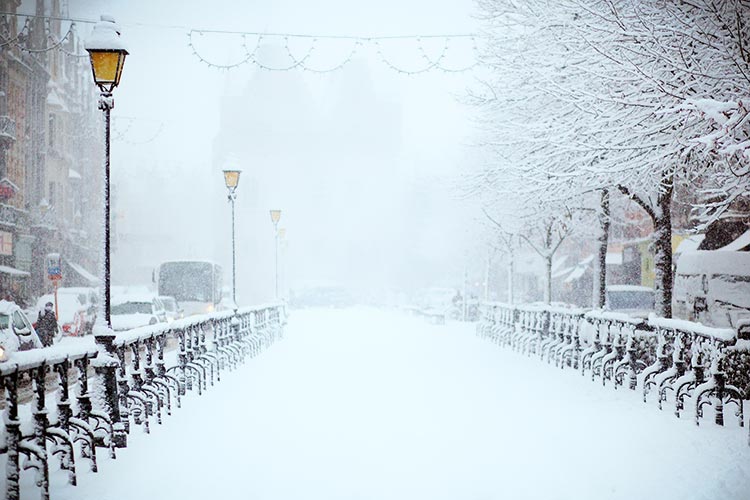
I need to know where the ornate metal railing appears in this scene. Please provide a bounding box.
[477,302,750,441]
[0,303,286,500]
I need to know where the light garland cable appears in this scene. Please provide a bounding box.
[1,16,88,58]
[417,36,480,73]
[111,116,135,143]
[287,39,362,73]
[112,116,164,145]
[2,10,481,73]
[15,18,74,54]
[190,33,480,74]
[250,35,315,71]
[188,30,255,69]
[373,37,449,75]
[0,17,30,48]
[115,122,164,145]
[57,23,88,59]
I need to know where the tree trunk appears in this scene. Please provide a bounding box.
[484,253,492,301]
[507,256,514,304]
[653,177,674,318]
[544,256,552,304]
[594,189,610,308]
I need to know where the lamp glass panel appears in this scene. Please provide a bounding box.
[270,210,281,224]
[89,51,121,84]
[223,170,240,188]
[114,53,127,86]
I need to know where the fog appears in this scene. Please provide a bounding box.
[61,0,481,304]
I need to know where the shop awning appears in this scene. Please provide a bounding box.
[65,260,100,285]
[0,265,30,277]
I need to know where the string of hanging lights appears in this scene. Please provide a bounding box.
[283,39,362,73]
[188,29,480,74]
[1,10,482,73]
[0,18,30,48]
[0,17,78,54]
[111,116,164,145]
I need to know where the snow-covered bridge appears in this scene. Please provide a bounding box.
[3,306,750,500]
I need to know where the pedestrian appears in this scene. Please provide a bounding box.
[36,302,57,347]
[452,289,463,306]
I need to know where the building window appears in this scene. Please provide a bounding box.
[48,114,55,149]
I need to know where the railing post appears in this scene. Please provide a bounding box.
[93,335,127,448]
[179,331,189,392]
[714,370,725,426]
[115,345,131,434]
[32,365,50,500]
[4,371,21,500]
[232,314,241,344]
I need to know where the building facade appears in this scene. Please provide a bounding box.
[0,0,102,307]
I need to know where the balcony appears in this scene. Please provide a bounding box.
[0,116,16,145]
[0,202,29,229]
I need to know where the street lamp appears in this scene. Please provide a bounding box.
[85,14,128,447]
[269,210,281,299]
[85,15,128,330]
[278,228,287,299]
[224,170,241,306]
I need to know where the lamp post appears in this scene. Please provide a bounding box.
[269,210,281,299]
[278,227,286,299]
[85,15,128,330]
[85,14,128,447]
[223,170,241,306]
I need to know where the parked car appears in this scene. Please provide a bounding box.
[604,285,655,318]
[0,300,43,361]
[110,294,166,331]
[674,250,750,328]
[158,295,183,323]
[415,287,462,320]
[57,287,98,334]
[152,296,168,323]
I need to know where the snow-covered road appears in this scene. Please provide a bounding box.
[48,308,750,500]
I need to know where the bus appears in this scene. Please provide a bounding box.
[154,260,223,317]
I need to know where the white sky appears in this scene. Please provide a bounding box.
[62,0,484,303]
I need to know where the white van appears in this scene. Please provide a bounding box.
[673,250,750,328]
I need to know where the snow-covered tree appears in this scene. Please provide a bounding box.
[470,0,750,316]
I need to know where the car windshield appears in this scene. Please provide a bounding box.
[608,291,655,310]
[0,313,8,330]
[161,299,177,311]
[158,262,219,302]
[111,302,152,315]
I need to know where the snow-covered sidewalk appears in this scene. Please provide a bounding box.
[37,308,750,499]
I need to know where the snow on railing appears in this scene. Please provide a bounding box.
[0,303,287,500]
[0,339,99,376]
[477,302,749,444]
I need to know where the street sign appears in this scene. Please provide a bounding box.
[46,253,62,281]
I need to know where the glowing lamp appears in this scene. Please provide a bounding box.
[85,15,128,93]
[223,170,241,190]
[270,210,282,225]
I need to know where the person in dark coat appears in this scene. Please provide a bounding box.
[36,302,57,347]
